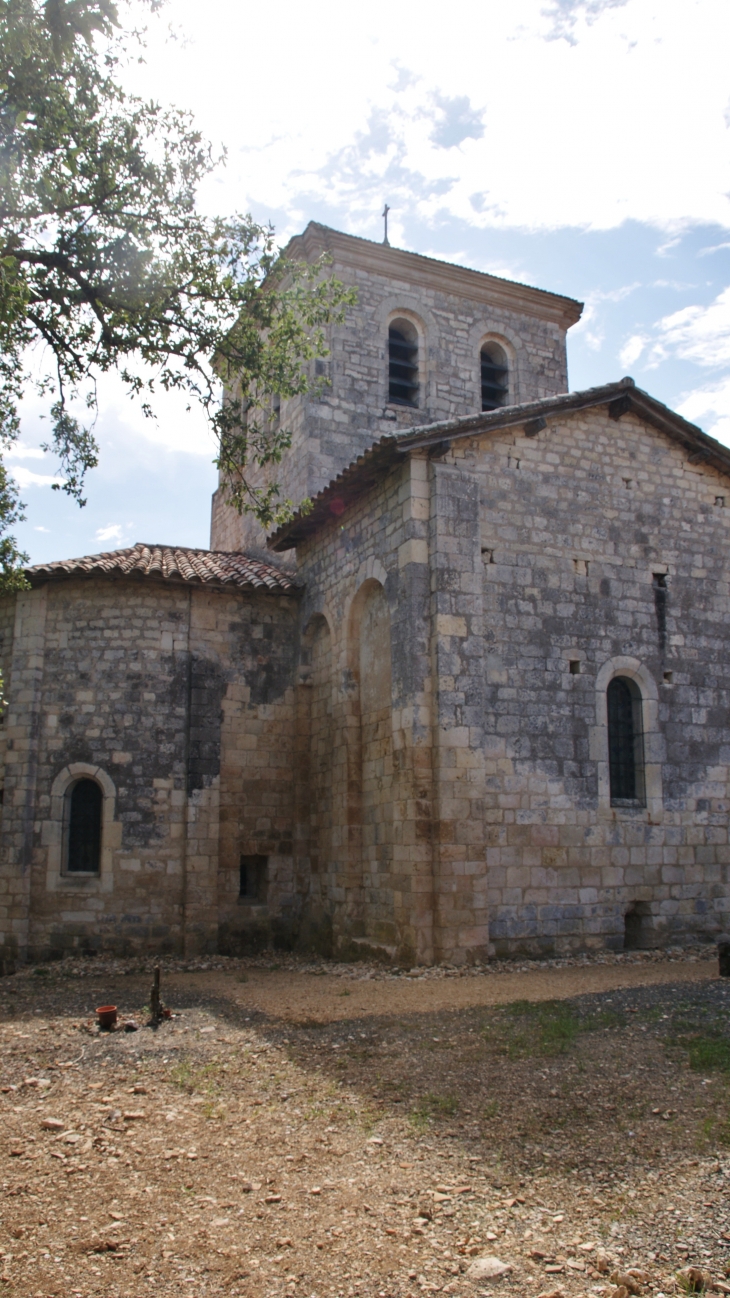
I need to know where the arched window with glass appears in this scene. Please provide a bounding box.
[66,778,103,873]
[607,676,646,806]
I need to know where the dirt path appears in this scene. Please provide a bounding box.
[1,951,729,1298]
[183,957,718,1024]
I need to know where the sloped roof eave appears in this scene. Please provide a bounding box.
[268,377,730,551]
[25,543,300,594]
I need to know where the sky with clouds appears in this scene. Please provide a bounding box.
[14,0,730,564]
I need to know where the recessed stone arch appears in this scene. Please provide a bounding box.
[590,656,664,821]
[376,298,433,410]
[45,762,120,894]
[300,613,335,888]
[347,579,396,950]
[469,321,523,409]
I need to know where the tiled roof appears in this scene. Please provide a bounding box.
[27,543,298,593]
[269,377,730,551]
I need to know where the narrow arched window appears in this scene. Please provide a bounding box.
[480,342,508,411]
[388,320,419,407]
[607,677,645,806]
[67,779,103,873]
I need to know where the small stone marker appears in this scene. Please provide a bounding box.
[466,1256,512,1280]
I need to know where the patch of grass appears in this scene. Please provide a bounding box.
[32,967,50,978]
[676,1269,711,1294]
[481,998,628,1058]
[686,1033,730,1073]
[169,1058,222,1096]
[483,1100,499,1119]
[409,1102,431,1132]
[410,1092,459,1125]
[504,1000,581,1055]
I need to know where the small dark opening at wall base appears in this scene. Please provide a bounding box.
[569,659,580,675]
[624,902,651,950]
[240,854,268,901]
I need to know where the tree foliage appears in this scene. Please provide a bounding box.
[0,0,353,587]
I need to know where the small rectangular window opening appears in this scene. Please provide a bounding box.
[481,547,494,564]
[622,478,633,489]
[652,572,667,589]
[715,496,725,507]
[240,854,268,901]
[663,671,673,684]
[569,659,580,675]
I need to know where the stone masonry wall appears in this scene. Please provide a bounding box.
[292,404,730,961]
[456,406,730,953]
[293,455,438,964]
[0,578,299,962]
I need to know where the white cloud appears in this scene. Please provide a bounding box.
[570,284,641,356]
[123,0,730,235]
[619,334,648,368]
[678,377,730,446]
[10,466,64,489]
[656,287,730,368]
[34,526,50,533]
[5,443,46,460]
[95,524,125,545]
[93,372,218,458]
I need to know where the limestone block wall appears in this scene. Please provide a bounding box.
[294,455,437,964]
[292,403,730,961]
[449,406,730,953]
[211,226,580,554]
[0,578,300,962]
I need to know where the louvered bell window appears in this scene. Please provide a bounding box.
[388,323,419,407]
[607,676,646,806]
[67,778,103,873]
[481,343,508,411]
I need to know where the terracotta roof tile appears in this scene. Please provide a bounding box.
[27,543,298,593]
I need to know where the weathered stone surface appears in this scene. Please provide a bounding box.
[1,227,729,966]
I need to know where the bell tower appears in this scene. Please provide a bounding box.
[210,222,582,554]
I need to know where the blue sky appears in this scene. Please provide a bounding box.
[13,0,730,564]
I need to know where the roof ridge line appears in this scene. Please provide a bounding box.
[268,377,730,552]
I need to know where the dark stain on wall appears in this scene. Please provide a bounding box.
[187,656,228,794]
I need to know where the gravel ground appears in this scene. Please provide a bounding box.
[1,949,729,1298]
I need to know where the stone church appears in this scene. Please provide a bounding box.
[2,222,729,967]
